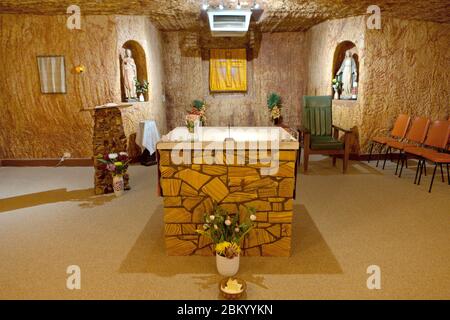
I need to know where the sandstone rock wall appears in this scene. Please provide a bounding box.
[361,17,450,151]
[1,14,448,159]
[305,16,366,152]
[115,16,167,158]
[306,16,450,153]
[162,31,308,130]
[0,14,166,159]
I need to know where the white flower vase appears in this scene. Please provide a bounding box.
[216,254,240,277]
[139,93,145,102]
[112,175,124,197]
[333,89,339,100]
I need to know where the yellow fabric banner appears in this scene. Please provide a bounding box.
[210,49,247,92]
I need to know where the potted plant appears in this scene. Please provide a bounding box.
[332,78,342,100]
[197,204,256,276]
[135,80,149,102]
[97,152,130,197]
[192,99,207,126]
[267,93,282,125]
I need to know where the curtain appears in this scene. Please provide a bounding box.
[210,49,247,92]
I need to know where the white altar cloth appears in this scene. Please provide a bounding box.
[135,120,160,154]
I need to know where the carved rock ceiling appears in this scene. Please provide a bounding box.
[0,0,449,31]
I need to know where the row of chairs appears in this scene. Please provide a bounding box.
[368,115,450,193]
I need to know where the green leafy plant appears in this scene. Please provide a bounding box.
[267,93,282,110]
[188,99,207,126]
[332,78,342,90]
[193,99,206,111]
[135,80,149,94]
[267,93,282,121]
[196,204,256,258]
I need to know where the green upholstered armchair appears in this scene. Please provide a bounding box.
[299,96,351,173]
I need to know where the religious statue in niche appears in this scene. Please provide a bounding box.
[122,49,137,101]
[336,50,358,100]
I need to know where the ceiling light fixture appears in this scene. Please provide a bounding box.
[253,0,260,9]
[236,1,241,9]
[202,1,209,10]
[219,1,224,10]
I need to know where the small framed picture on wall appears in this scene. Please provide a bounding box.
[37,55,67,94]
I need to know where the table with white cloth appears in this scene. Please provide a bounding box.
[135,120,160,155]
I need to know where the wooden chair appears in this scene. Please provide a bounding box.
[383,116,430,174]
[368,114,411,167]
[300,96,351,173]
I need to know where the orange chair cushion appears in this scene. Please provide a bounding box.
[422,152,450,163]
[404,147,441,157]
[386,140,416,150]
[403,146,426,156]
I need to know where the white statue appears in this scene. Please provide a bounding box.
[122,49,137,100]
[336,50,357,99]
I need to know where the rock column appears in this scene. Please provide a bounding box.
[93,106,130,195]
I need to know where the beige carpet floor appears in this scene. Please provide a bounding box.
[0,156,449,299]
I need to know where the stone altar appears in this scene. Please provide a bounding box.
[157,127,299,257]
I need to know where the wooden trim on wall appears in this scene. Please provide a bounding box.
[0,158,93,167]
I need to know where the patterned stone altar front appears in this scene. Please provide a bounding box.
[157,127,299,257]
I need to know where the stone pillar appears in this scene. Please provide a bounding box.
[93,106,130,195]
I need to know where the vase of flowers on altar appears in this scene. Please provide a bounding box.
[185,113,200,133]
[332,78,342,100]
[267,93,282,125]
[185,99,207,132]
[97,152,130,197]
[192,99,207,126]
[196,204,256,277]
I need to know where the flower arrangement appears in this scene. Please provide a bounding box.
[135,80,149,95]
[186,99,207,132]
[196,204,256,259]
[192,99,207,125]
[332,78,342,98]
[215,242,241,258]
[185,113,200,133]
[267,93,282,123]
[97,152,130,177]
[135,80,149,101]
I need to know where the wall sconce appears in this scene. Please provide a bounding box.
[74,65,85,74]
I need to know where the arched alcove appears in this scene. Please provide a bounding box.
[120,40,148,102]
[332,41,359,100]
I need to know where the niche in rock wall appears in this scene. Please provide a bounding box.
[332,41,359,100]
[120,40,148,102]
